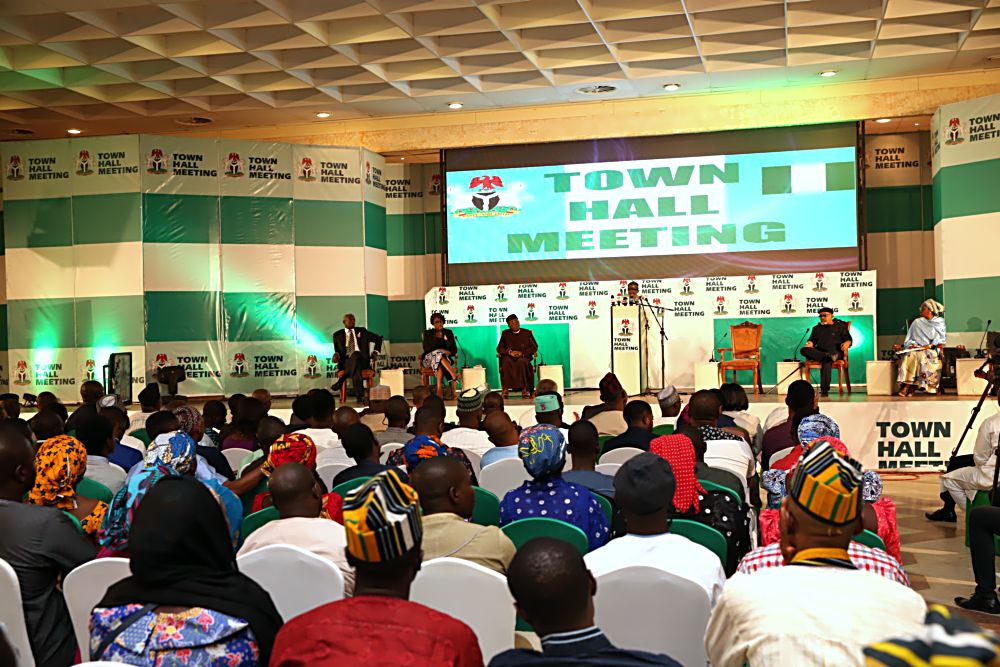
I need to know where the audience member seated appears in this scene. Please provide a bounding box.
[705,441,925,667]
[654,385,682,427]
[687,390,754,486]
[386,407,478,482]
[650,432,750,575]
[175,404,235,480]
[239,461,354,593]
[500,424,609,552]
[27,434,109,541]
[101,406,146,471]
[97,464,174,558]
[133,411,227,486]
[583,373,628,436]
[490,537,681,666]
[956,505,1000,613]
[483,391,505,421]
[377,395,413,446]
[480,411,521,468]
[65,379,105,433]
[251,433,343,522]
[411,456,515,574]
[0,392,20,420]
[0,423,96,667]
[126,383,161,435]
[761,379,817,470]
[29,408,63,445]
[270,471,483,667]
[518,379,560,429]
[669,427,745,499]
[252,387,272,414]
[563,421,614,498]
[442,389,493,457]
[332,422,408,488]
[719,382,762,454]
[36,391,69,425]
[865,604,1000,666]
[770,413,840,471]
[333,404,362,438]
[200,399,226,445]
[307,395,352,465]
[422,393,458,432]
[602,400,656,453]
[91,476,282,666]
[223,397,267,451]
[585,453,725,605]
[76,415,126,494]
[238,415,285,477]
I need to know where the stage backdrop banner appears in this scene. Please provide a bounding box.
[426,270,876,389]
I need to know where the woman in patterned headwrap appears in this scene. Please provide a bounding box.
[770,413,841,471]
[28,434,109,540]
[250,433,343,522]
[896,298,947,396]
[97,464,175,558]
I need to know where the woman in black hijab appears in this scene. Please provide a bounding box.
[92,476,282,664]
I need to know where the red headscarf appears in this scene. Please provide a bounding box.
[261,433,317,477]
[650,435,705,513]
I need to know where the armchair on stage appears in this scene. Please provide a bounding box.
[497,350,538,399]
[335,353,379,403]
[805,319,852,395]
[718,321,764,394]
[421,350,462,399]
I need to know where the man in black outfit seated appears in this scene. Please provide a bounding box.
[801,307,852,397]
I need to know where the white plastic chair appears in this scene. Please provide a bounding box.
[595,462,620,477]
[411,558,515,662]
[478,458,530,498]
[316,463,350,489]
[237,544,344,621]
[0,558,35,667]
[223,448,251,471]
[598,447,645,465]
[769,446,795,468]
[594,566,711,667]
[378,443,404,464]
[64,558,131,661]
[463,449,482,476]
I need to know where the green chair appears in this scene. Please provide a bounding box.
[63,511,84,534]
[669,519,727,567]
[698,480,743,507]
[471,486,501,526]
[332,476,372,499]
[77,478,113,504]
[590,492,613,523]
[652,424,675,436]
[131,428,151,447]
[502,517,589,554]
[966,491,1000,550]
[240,479,269,519]
[242,506,279,541]
[597,435,614,454]
[853,529,886,551]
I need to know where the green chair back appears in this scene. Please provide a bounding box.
[63,510,84,534]
[471,486,501,526]
[652,424,675,436]
[77,477,113,504]
[669,518,727,566]
[597,435,614,455]
[240,478,269,518]
[332,476,372,499]
[502,517,589,554]
[853,529,886,552]
[698,480,743,507]
[590,492,613,523]
[242,506,279,542]
[131,428,151,446]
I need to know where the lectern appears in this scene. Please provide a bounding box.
[610,303,648,396]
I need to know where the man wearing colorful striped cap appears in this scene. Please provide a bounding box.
[270,470,483,666]
[705,441,925,667]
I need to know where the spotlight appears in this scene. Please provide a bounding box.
[315,112,331,118]
[819,70,838,77]
[67,128,82,135]
[662,83,681,91]
[448,102,463,109]
[875,118,891,124]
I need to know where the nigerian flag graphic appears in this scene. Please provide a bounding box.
[761,162,854,195]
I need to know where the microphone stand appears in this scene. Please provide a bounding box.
[765,326,811,395]
[977,320,993,358]
[637,297,671,394]
[950,358,995,462]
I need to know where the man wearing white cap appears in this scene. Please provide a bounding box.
[654,385,682,429]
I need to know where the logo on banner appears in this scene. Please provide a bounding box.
[556,283,569,300]
[303,355,321,379]
[652,298,662,308]
[230,353,250,378]
[13,360,29,386]
[619,319,633,337]
[428,174,442,196]
[495,285,507,303]
[526,303,538,322]
[465,305,477,324]
[745,275,758,294]
[618,280,629,296]
[5,155,24,181]
[946,117,965,145]
[75,150,93,176]
[224,152,245,177]
[437,287,449,305]
[813,273,827,292]
[297,157,317,181]
[586,300,599,319]
[453,175,521,219]
[82,359,96,382]
[680,278,694,296]
[714,295,729,315]
[364,161,372,185]
[782,294,796,314]
[848,291,863,312]
[146,148,169,174]
[154,353,169,369]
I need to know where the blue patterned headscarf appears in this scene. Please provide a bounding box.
[98,464,176,553]
[518,424,565,478]
[797,414,840,445]
[145,430,198,474]
[402,435,448,471]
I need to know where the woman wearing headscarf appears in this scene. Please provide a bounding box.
[28,434,109,540]
[96,464,174,558]
[896,299,947,396]
[91,476,282,666]
[498,424,609,551]
[250,432,344,522]
[770,413,841,471]
[174,404,235,480]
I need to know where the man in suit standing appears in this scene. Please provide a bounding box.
[332,313,384,403]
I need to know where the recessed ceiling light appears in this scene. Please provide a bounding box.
[174,116,213,126]
[819,70,838,78]
[67,128,82,135]
[315,112,331,118]
[662,83,681,91]
[875,118,891,124]
[400,157,405,161]
[914,122,920,126]
[448,102,463,109]
[988,55,1000,62]
[576,84,617,95]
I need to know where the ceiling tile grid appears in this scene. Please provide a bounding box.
[0,0,995,134]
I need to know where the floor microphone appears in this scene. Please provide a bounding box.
[785,326,811,362]
[710,331,729,362]
[978,319,993,356]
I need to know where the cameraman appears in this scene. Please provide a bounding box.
[956,502,1000,613]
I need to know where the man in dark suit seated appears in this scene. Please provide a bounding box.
[331,313,383,403]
